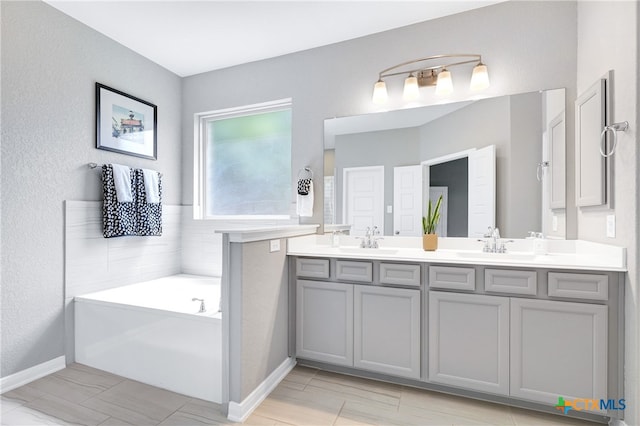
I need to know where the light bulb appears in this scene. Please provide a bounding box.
[435,69,453,96]
[402,73,420,101]
[470,63,490,91]
[372,79,388,104]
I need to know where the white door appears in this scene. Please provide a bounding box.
[429,186,448,237]
[296,280,353,366]
[510,298,607,411]
[354,285,420,379]
[429,291,509,395]
[393,165,423,236]
[343,166,384,236]
[468,145,496,237]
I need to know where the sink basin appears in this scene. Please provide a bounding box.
[454,251,538,261]
[338,247,399,255]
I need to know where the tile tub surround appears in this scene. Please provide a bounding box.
[1,364,600,426]
[287,235,627,272]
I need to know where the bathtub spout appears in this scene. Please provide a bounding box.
[192,297,206,313]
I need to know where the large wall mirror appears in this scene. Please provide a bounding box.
[324,88,566,239]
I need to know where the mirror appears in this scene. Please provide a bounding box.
[324,89,566,238]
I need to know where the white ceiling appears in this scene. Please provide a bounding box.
[44,0,504,77]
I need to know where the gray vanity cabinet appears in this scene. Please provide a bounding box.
[296,279,353,366]
[428,291,510,395]
[510,298,608,409]
[294,257,421,378]
[354,285,420,379]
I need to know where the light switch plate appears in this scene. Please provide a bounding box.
[386,205,393,214]
[269,239,281,252]
[606,215,616,238]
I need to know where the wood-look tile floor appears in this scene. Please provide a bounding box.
[1,363,600,426]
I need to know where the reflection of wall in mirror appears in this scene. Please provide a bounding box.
[541,89,566,239]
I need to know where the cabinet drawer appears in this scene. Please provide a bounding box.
[336,260,373,283]
[485,269,537,295]
[548,272,608,301]
[429,266,475,291]
[379,263,421,287]
[296,258,330,279]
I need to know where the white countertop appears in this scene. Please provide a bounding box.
[216,224,319,243]
[287,235,627,272]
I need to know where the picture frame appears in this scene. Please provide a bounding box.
[96,83,157,160]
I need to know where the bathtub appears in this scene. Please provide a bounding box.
[74,274,222,403]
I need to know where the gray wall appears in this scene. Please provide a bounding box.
[181,1,579,223]
[228,240,289,402]
[1,2,182,377]
[576,2,639,424]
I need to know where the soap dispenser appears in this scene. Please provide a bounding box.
[533,232,547,255]
[331,231,341,247]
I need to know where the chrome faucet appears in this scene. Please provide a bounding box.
[192,297,206,313]
[358,226,383,248]
[478,227,514,253]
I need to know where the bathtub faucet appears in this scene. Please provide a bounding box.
[191,298,206,313]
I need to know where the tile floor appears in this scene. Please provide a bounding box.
[1,363,601,425]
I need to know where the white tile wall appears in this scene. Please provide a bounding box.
[64,201,223,362]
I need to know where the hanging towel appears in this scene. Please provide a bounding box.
[135,168,163,237]
[142,168,160,203]
[296,179,314,217]
[297,178,312,195]
[111,163,133,202]
[102,164,137,238]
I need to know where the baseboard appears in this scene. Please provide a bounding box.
[227,357,296,422]
[0,356,66,393]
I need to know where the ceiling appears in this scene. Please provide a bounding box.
[44,1,505,77]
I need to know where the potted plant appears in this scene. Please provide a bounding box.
[422,195,443,251]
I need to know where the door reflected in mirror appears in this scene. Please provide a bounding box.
[324,89,566,239]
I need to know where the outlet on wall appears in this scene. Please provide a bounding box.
[606,215,616,238]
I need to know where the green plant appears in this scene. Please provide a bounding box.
[422,195,443,235]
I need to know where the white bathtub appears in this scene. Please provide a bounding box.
[74,274,222,403]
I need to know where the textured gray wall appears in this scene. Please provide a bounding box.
[1,1,182,377]
[576,2,639,424]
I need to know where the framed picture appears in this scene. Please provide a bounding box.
[96,83,157,160]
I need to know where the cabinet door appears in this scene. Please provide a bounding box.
[510,298,607,410]
[296,280,353,366]
[354,286,420,379]
[428,292,510,395]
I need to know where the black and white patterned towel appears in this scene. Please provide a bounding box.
[102,165,162,238]
[297,178,312,195]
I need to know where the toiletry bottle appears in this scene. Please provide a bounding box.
[331,231,340,247]
[533,232,547,255]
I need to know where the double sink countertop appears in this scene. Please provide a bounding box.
[287,234,627,272]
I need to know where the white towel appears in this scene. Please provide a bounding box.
[142,168,160,203]
[296,180,314,217]
[111,164,133,202]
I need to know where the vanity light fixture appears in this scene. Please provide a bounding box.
[372,54,489,104]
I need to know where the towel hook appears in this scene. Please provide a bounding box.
[600,121,629,157]
[297,166,313,179]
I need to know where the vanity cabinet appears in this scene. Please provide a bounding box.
[354,285,420,379]
[296,279,353,366]
[294,258,421,378]
[510,298,608,408]
[428,291,509,395]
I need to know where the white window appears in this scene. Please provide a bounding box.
[194,99,292,219]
